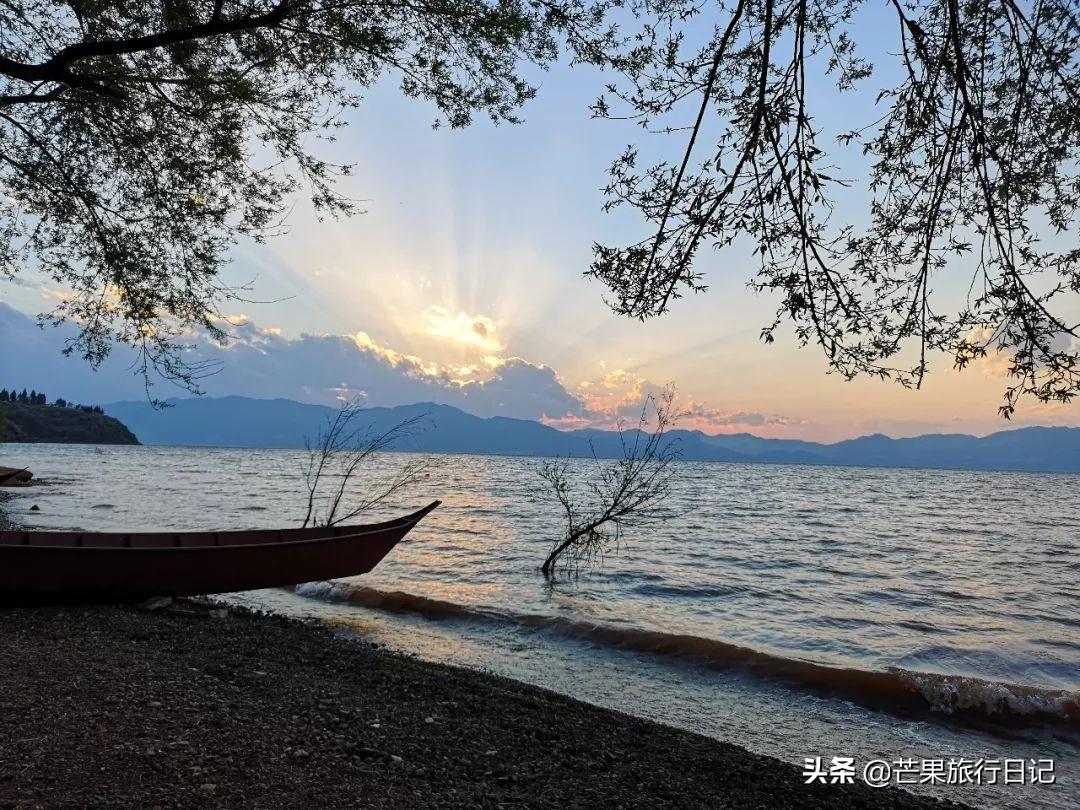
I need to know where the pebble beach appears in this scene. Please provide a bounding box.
[0,599,967,809]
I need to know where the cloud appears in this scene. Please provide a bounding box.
[570,366,803,433]
[0,303,807,436]
[962,325,1015,379]
[0,302,586,422]
[454,357,583,419]
[202,324,585,421]
[38,285,71,303]
[678,405,805,429]
[420,305,504,354]
[963,324,1080,379]
[576,369,661,419]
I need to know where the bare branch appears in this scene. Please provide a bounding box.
[539,386,680,577]
[301,398,437,528]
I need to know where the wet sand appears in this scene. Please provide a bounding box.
[0,600,965,809]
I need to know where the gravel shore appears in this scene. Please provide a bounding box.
[0,600,965,809]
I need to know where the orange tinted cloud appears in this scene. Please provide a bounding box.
[421,306,504,353]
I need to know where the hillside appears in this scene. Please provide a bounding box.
[1,402,139,445]
[104,396,1080,473]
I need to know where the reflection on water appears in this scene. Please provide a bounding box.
[4,443,1079,808]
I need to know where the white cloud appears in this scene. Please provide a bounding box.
[0,304,822,436]
[0,303,585,422]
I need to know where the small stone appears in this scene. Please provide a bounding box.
[199,783,217,793]
[485,750,497,756]
[370,722,380,729]
[292,749,309,758]
[424,716,434,724]
[29,505,39,512]
[140,597,172,612]
[390,755,403,765]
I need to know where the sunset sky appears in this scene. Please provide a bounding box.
[3,17,1078,443]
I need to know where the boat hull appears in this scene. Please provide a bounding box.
[0,502,439,606]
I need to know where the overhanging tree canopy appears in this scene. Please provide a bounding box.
[0,0,609,396]
[1,0,1077,415]
[589,0,1079,417]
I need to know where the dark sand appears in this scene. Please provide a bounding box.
[0,600,966,809]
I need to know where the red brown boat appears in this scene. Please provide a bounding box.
[0,500,440,606]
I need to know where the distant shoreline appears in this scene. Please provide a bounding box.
[5,438,1080,477]
[1,401,138,445]
[102,395,1080,474]
[0,600,965,809]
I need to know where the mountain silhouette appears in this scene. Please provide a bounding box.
[104,396,1080,473]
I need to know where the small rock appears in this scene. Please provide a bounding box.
[29,505,39,512]
[390,755,403,765]
[292,749,309,758]
[199,783,217,793]
[485,750,497,756]
[424,716,434,724]
[140,597,173,612]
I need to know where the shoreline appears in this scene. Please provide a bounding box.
[0,600,965,808]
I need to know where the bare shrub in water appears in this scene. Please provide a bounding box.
[301,399,434,528]
[539,388,680,577]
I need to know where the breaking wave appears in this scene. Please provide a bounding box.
[294,581,1080,734]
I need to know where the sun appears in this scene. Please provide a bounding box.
[421,305,504,354]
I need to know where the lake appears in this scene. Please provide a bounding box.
[3,443,1078,808]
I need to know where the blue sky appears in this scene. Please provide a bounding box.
[3,6,1078,440]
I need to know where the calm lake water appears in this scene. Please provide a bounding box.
[3,443,1078,808]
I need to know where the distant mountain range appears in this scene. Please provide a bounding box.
[102,396,1080,473]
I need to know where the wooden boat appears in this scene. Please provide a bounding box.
[0,466,32,486]
[0,500,440,606]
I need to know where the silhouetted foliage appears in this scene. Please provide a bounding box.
[0,0,613,397]
[3,2,1076,415]
[0,388,103,410]
[588,0,1079,418]
[539,387,679,576]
